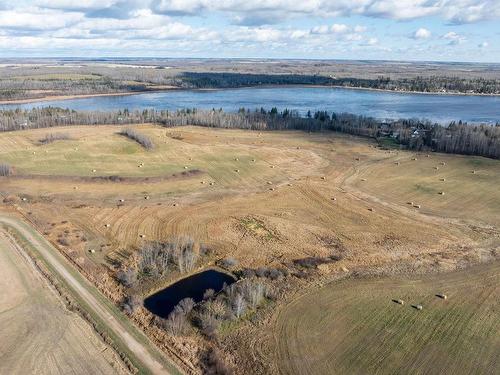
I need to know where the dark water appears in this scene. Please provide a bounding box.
[144,269,236,318]
[2,87,499,124]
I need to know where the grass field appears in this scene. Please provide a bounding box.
[276,261,500,375]
[0,231,125,375]
[0,124,499,374]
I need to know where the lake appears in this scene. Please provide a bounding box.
[2,87,499,124]
[144,269,236,319]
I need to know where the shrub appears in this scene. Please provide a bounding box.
[119,128,154,150]
[0,163,12,176]
[117,268,137,287]
[39,132,70,144]
[122,294,142,315]
[220,257,238,268]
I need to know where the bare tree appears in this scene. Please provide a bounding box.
[232,294,246,318]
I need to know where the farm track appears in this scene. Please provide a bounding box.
[0,214,183,375]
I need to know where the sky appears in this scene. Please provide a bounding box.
[0,0,498,62]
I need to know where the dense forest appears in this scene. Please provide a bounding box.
[0,107,498,159]
[1,69,499,101]
[180,73,500,94]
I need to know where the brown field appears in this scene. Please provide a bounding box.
[0,231,126,375]
[0,124,499,373]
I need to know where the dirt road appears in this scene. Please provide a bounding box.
[0,214,181,375]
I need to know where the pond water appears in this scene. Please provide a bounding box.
[144,269,236,319]
[2,86,499,124]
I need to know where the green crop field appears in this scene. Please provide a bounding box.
[276,261,500,375]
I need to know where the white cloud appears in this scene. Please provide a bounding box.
[413,28,431,39]
[443,31,466,44]
[478,41,488,48]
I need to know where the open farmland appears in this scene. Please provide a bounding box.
[0,231,126,375]
[276,261,500,375]
[0,124,499,373]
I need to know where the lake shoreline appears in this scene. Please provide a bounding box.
[0,84,499,106]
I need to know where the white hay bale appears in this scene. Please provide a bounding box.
[413,204,421,209]
[92,169,97,173]
[412,157,418,161]
[235,158,239,161]
[184,166,188,169]
[119,199,124,203]
[434,166,439,170]
[331,197,337,201]
[73,186,78,190]
[437,293,448,300]
[173,203,178,207]
[269,187,275,191]
[361,178,367,181]
[472,170,476,174]
[368,208,374,212]
[201,181,206,184]
[22,197,27,201]
[439,191,445,195]
[235,169,240,173]
[440,162,446,166]
[267,181,273,185]
[440,178,446,181]
[395,299,405,305]
[415,304,423,310]
[407,201,413,205]
[251,159,256,162]
[144,196,150,200]
[105,224,110,228]
[209,182,214,186]
[288,183,293,186]
[139,234,146,238]
[89,249,95,253]
[321,176,326,180]
[270,165,275,168]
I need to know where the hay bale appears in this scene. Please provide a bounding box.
[440,162,446,166]
[119,199,124,203]
[92,169,96,173]
[355,157,360,161]
[413,204,421,208]
[415,304,423,310]
[209,182,215,186]
[269,188,275,191]
[439,191,445,195]
[472,170,476,174]
[437,293,448,300]
[139,234,146,238]
[368,208,374,212]
[361,178,367,181]
[395,299,405,305]
[235,169,240,173]
[434,166,439,170]
[251,159,256,162]
[287,183,293,186]
[395,162,400,165]
[321,176,326,180]
[173,203,178,207]
[235,158,239,161]
[73,186,78,190]
[412,157,418,161]
[267,181,273,185]
[201,181,206,184]
[270,165,275,168]
[105,224,111,228]
[440,178,446,181]
[331,197,337,201]
[184,166,188,169]
[407,201,413,205]
[144,195,150,200]
[89,249,95,253]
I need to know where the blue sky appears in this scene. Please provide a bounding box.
[0,1,498,62]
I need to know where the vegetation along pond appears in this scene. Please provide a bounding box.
[144,269,236,318]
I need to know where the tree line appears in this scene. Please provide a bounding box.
[0,106,498,159]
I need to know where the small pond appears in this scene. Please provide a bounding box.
[144,269,236,318]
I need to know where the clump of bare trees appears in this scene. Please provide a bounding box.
[119,127,154,150]
[155,297,195,336]
[39,132,71,144]
[122,294,143,315]
[0,163,12,176]
[117,237,201,288]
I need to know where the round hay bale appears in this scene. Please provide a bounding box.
[184,166,188,169]
[413,204,421,209]
[92,169,96,173]
[439,191,445,195]
[415,304,423,310]
[144,196,150,200]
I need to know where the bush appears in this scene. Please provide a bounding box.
[117,268,137,287]
[202,348,233,375]
[122,294,142,315]
[0,163,12,176]
[119,128,154,150]
[39,132,70,144]
[219,257,238,268]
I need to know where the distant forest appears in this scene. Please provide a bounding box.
[180,73,500,94]
[0,107,498,159]
[1,71,499,101]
